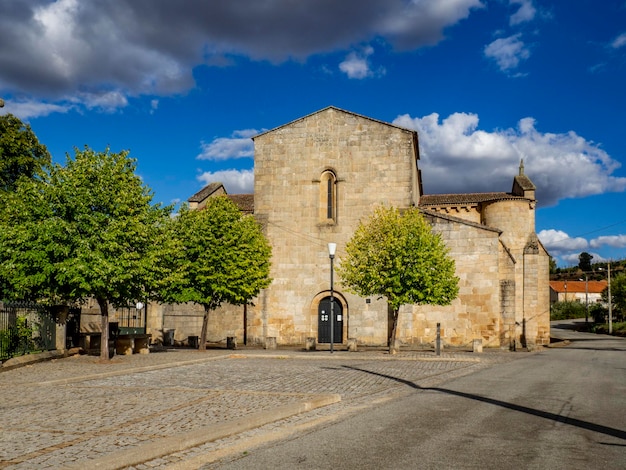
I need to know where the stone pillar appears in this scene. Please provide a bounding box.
[55,323,66,351]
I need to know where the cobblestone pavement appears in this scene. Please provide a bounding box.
[0,348,524,469]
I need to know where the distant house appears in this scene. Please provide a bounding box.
[549,280,607,304]
[188,182,254,215]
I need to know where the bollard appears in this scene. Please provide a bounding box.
[347,338,358,352]
[472,338,483,353]
[265,336,277,350]
[227,336,237,350]
[436,323,441,356]
[305,337,316,351]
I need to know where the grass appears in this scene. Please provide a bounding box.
[591,321,626,337]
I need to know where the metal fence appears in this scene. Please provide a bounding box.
[0,302,57,361]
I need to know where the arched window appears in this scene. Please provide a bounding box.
[320,170,337,223]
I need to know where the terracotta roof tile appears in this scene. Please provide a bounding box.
[549,280,608,294]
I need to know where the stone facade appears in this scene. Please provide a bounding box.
[170,106,550,350]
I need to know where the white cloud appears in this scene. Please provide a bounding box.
[484,34,530,72]
[0,99,72,120]
[0,0,482,110]
[339,47,383,79]
[590,235,626,249]
[509,0,536,26]
[71,90,129,112]
[393,112,626,207]
[537,229,588,255]
[611,32,626,49]
[197,168,254,194]
[197,129,259,161]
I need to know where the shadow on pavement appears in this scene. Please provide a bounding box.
[343,365,626,441]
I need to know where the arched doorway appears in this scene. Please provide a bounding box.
[318,296,343,344]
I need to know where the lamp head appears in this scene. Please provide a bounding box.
[328,242,337,257]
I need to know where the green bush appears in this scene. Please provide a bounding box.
[590,303,608,324]
[550,301,587,320]
[0,316,33,358]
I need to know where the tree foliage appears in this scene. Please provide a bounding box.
[161,196,272,349]
[337,206,459,353]
[0,147,171,359]
[578,252,593,272]
[549,301,586,321]
[0,114,50,192]
[602,273,626,322]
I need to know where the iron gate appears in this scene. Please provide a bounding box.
[0,302,55,361]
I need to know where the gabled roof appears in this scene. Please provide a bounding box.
[549,280,607,294]
[252,106,418,140]
[419,192,528,206]
[188,182,224,203]
[513,174,536,191]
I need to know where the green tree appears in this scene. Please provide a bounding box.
[549,256,557,275]
[578,252,593,272]
[550,301,586,320]
[162,197,272,350]
[337,206,459,354]
[0,147,171,359]
[0,114,50,192]
[602,273,626,322]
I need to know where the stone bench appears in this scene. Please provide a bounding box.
[115,334,151,355]
[79,332,151,355]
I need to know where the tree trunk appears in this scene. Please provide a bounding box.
[97,297,110,360]
[199,304,210,351]
[389,307,400,355]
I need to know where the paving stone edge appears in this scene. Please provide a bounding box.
[59,393,342,470]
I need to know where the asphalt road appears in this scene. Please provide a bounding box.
[210,325,626,470]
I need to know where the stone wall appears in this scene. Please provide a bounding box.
[148,302,244,346]
[408,212,502,348]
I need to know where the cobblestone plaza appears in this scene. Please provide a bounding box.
[0,348,520,469]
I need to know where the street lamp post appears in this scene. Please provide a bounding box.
[328,243,336,354]
[599,263,613,334]
[579,274,589,324]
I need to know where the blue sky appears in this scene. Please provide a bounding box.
[1,0,625,267]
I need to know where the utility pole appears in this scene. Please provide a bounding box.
[599,263,613,334]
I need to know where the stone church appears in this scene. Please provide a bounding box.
[153,106,550,350]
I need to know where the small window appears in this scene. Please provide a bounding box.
[320,170,337,222]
